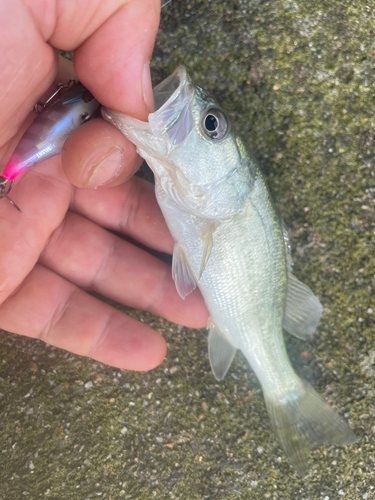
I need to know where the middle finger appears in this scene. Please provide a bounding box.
[40,211,208,329]
[70,175,173,254]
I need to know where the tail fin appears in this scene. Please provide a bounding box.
[264,380,357,476]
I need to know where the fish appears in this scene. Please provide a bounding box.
[102,66,356,475]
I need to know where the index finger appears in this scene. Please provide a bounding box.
[53,0,160,118]
[1,0,159,153]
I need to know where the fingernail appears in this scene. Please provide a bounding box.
[86,148,124,187]
[142,62,154,113]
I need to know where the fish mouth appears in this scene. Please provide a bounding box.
[149,66,195,145]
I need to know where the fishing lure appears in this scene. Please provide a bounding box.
[0,80,100,212]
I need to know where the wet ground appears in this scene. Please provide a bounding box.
[1,1,375,498]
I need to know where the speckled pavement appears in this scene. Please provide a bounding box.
[1,1,375,498]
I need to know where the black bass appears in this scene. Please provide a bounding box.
[103,67,356,475]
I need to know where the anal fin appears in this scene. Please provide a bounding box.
[208,321,237,381]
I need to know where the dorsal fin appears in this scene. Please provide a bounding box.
[281,220,323,340]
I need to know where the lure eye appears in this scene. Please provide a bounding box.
[201,108,228,140]
[81,112,90,123]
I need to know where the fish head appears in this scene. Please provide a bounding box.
[103,66,254,218]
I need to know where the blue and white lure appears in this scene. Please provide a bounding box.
[0,80,100,212]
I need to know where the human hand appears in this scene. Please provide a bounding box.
[0,0,208,370]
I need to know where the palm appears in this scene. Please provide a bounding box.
[0,0,208,370]
[0,148,207,370]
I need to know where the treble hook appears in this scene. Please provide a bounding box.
[34,79,76,114]
[0,176,22,212]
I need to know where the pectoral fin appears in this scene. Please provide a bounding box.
[208,321,237,381]
[199,223,215,279]
[283,273,323,340]
[172,244,197,299]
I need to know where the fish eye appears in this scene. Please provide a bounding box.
[201,108,228,140]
